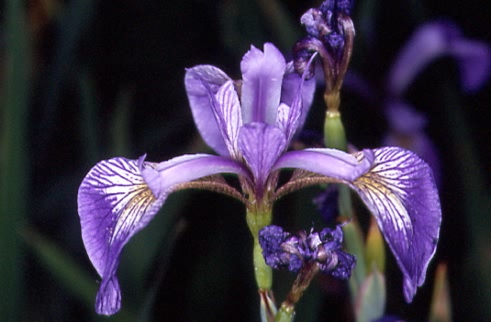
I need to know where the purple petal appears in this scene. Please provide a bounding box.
[281,62,316,133]
[212,81,243,158]
[240,43,286,124]
[143,153,251,198]
[273,148,372,182]
[447,39,491,92]
[327,251,357,280]
[387,20,491,95]
[277,56,317,143]
[350,147,441,302]
[387,22,449,96]
[238,123,287,197]
[96,276,120,315]
[78,154,249,315]
[78,157,166,315]
[387,21,467,96]
[185,65,231,155]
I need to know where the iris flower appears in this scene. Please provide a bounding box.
[78,43,441,315]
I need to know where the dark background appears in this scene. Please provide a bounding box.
[0,0,489,321]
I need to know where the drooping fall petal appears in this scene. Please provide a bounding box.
[78,157,164,315]
[78,154,250,314]
[274,146,441,301]
[350,147,441,302]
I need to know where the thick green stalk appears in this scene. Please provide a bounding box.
[323,110,347,151]
[246,206,276,321]
[246,207,273,289]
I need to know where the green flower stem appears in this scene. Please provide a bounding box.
[246,206,276,322]
[253,239,273,289]
[246,207,273,290]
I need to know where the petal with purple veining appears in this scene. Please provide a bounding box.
[185,65,231,155]
[78,154,249,315]
[211,81,243,158]
[238,123,287,197]
[274,148,372,182]
[350,147,441,302]
[280,61,316,134]
[78,157,165,315]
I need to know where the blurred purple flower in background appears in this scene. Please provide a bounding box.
[346,20,491,186]
[386,20,491,96]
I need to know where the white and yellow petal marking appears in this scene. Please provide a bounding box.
[353,150,415,246]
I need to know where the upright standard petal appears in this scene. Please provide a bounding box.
[276,58,314,144]
[78,157,165,315]
[280,61,316,133]
[209,81,243,158]
[185,65,231,155]
[240,43,286,125]
[350,147,441,302]
[238,123,287,198]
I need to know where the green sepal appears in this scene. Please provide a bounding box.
[354,266,386,322]
[323,111,347,151]
[274,305,295,322]
[365,217,386,274]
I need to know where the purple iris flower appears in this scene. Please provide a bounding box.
[78,43,441,315]
[259,225,356,279]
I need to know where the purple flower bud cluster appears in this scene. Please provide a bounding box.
[259,225,356,279]
[299,0,354,59]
